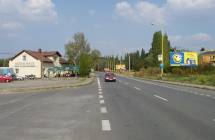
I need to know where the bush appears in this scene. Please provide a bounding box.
[197,64,215,75]
[136,67,161,77]
[79,53,92,77]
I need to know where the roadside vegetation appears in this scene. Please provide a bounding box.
[100,31,215,86]
[0,59,9,67]
[65,32,101,77]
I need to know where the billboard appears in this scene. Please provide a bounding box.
[170,52,198,66]
[116,64,126,70]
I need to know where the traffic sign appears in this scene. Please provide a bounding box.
[158,54,163,61]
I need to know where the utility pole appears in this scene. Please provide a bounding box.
[161,31,164,78]
[151,23,164,78]
[113,57,115,71]
[129,54,131,71]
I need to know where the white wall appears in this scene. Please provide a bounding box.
[9,52,42,78]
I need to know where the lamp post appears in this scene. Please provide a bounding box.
[151,23,164,78]
[161,31,164,78]
[128,54,131,71]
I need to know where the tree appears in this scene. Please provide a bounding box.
[149,31,162,66]
[90,49,101,70]
[163,34,171,70]
[65,32,91,65]
[200,47,205,52]
[149,31,171,69]
[140,48,146,60]
[0,59,9,67]
[79,53,92,76]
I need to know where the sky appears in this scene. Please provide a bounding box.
[0,0,215,58]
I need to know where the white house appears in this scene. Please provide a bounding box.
[9,49,67,78]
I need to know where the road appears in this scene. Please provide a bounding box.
[0,72,214,140]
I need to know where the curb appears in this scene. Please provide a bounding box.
[116,73,215,91]
[0,77,95,94]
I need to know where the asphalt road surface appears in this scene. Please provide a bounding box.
[0,72,214,140]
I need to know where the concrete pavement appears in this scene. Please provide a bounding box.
[0,77,94,93]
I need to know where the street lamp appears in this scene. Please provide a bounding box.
[151,23,164,78]
[161,31,164,78]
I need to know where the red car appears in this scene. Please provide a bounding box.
[0,75,13,83]
[104,73,116,82]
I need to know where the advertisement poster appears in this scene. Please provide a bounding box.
[170,52,198,66]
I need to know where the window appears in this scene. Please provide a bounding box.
[15,69,19,74]
[22,55,26,61]
[209,55,215,61]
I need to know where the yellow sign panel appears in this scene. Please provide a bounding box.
[116,64,126,70]
[184,52,198,66]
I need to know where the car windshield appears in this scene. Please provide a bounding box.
[106,73,114,76]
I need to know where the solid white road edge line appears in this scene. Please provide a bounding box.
[124,76,201,95]
[102,120,111,131]
[134,87,141,91]
[154,95,168,102]
[100,107,107,113]
[100,100,105,104]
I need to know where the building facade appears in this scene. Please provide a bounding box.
[9,49,67,78]
[200,51,215,65]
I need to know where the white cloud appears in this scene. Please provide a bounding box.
[0,0,57,30]
[167,0,215,10]
[169,33,215,50]
[21,0,57,22]
[135,1,165,24]
[115,2,135,18]
[0,21,23,30]
[115,0,215,25]
[93,23,102,29]
[89,9,96,16]
[189,33,213,42]
[115,1,165,24]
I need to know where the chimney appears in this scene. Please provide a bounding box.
[38,48,42,53]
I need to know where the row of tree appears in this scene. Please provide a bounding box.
[0,59,9,67]
[98,31,172,72]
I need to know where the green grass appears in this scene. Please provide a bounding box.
[121,71,215,86]
[146,74,215,86]
[162,74,215,86]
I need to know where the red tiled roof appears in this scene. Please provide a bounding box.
[11,50,62,63]
[59,58,68,64]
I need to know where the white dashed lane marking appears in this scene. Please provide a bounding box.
[154,95,168,102]
[98,91,103,94]
[100,100,105,104]
[102,120,111,131]
[99,95,104,99]
[100,107,107,113]
[124,76,215,99]
[134,87,141,91]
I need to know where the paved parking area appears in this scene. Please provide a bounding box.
[0,78,83,91]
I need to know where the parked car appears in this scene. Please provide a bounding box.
[0,74,13,83]
[25,74,36,80]
[16,76,25,81]
[104,73,116,82]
